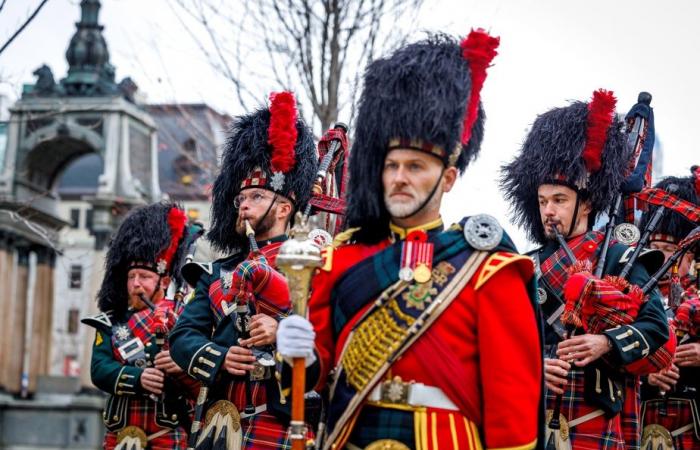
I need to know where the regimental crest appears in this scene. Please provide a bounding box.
[269,171,286,192]
[115,325,130,342]
[401,280,437,310]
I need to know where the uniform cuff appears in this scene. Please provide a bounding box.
[187,342,227,383]
[116,366,143,395]
[604,324,650,365]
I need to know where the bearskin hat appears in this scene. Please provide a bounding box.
[501,89,631,244]
[208,92,317,254]
[344,30,499,244]
[97,202,189,318]
[641,166,700,244]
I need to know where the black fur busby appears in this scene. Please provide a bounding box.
[97,202,189,318]
[501,90,631,244]
[345,31,498,244]
[641,166,700,243]
[208,93,317,254]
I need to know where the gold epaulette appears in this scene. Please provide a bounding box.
[475,252,534,290]
[321,227,361,272]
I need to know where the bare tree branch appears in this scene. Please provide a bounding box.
[0,0,51,56]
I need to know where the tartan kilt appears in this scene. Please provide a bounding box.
[103,395,187,449]
[240,411,294,449]
[620,376,641,450]
[546,367,626,450]
[642,397,699,450]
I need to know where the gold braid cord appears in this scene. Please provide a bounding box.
[342,295,415,392]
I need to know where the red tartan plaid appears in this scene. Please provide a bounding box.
[112,299,181,362]
[674,297,700,337]
[309,193,346,215]
[240,411,314,449]
[104,425,188,449]
[642,398,699,450]
[621,375,642,450]
[545,368,626,450]
[540,232,604,294]
[634,188,700,223]
[562,272,642,332]
[241,168,268,189]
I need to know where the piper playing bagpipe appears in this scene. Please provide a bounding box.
[169,92,321,449]
[82,203,197,450]
[501,89,671,450]
[639,167,700,450]
[277,30,543,450]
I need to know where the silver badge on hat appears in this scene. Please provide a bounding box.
[464,214,503,251]
[614,223,640,246]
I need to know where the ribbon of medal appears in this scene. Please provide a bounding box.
[398,230,434,284]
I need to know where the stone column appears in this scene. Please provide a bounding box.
[27,246,54,392]
[0,234,14,391]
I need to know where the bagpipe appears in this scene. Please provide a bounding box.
[187,124,350,450]
[546,93,672,449]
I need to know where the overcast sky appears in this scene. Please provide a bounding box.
[1,0,698,250]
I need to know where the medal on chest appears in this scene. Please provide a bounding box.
[398,230,434,284]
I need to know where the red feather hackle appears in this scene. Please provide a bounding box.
[268,91,298,174]
[157,206,187,274]
[460,29,499,146]
[582,89,617,173]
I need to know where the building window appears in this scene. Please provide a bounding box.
[69,264,82,289]
[67,309,80,334]
[85,209,94,232]
[70,208,80,228]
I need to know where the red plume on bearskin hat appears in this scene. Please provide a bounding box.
[345,30,499,244]
[501,89,630,244]
[96,203,189,318]
[208,92,317,254]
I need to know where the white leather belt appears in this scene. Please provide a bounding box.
[367,381,458,411]
[240,403,267,419]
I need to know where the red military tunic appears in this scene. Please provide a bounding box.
[308,221,542,450]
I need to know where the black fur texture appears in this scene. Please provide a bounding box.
[207,106,317,254]
[345,34,486,244]
[97,202,189,318]
[501,101,630,245]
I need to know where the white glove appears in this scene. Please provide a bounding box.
[277,315,317,367]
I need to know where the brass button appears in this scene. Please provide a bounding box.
[171,414,178,420]
[634,341,640,348]
[113,415,119,421]
[116,390,123,395]
[198,357,204,363]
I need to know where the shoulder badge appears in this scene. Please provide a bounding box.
[475,252,534,290]
[464,214,503,251]
[81,311,113,331]
[181,261,214,287]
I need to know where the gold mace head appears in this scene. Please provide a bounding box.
[277,213,323,316]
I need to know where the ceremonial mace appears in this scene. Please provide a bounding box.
[276,214,323,450]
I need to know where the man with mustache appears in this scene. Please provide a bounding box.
[640,167,700,450]
[169,92,318,449]
[277,31,543,450]
[82,203,194,449]
[502,90,670,449]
